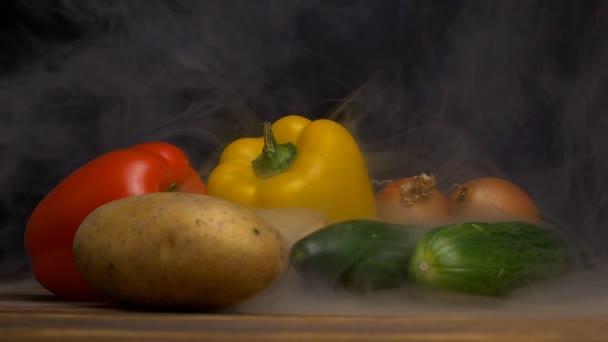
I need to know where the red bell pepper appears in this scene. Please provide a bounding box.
[25,142,207,300]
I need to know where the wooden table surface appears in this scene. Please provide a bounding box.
[2,276,608,341]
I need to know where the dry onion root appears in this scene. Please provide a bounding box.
[447,177,541,224]
[376,173,449,226]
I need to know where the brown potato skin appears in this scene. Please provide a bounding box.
[73,192,288,310]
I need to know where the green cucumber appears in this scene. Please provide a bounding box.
[290,219,425,293]
[407,221,577,296]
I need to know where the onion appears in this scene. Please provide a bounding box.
[376,173,449,225]
[447,177,540,223]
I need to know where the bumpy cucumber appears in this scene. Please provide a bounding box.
[407,221,577,296]
[290,219,425,293]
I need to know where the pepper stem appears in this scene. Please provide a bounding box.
[252,122,297,178]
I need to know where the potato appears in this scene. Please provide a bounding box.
[73,192,288,310]
[254,207,328,248]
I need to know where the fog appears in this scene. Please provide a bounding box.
[2,0,608,315]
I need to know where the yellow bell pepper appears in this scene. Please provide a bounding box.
[207,115,377,222]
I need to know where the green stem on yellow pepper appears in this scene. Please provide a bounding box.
[252,122,297,178]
